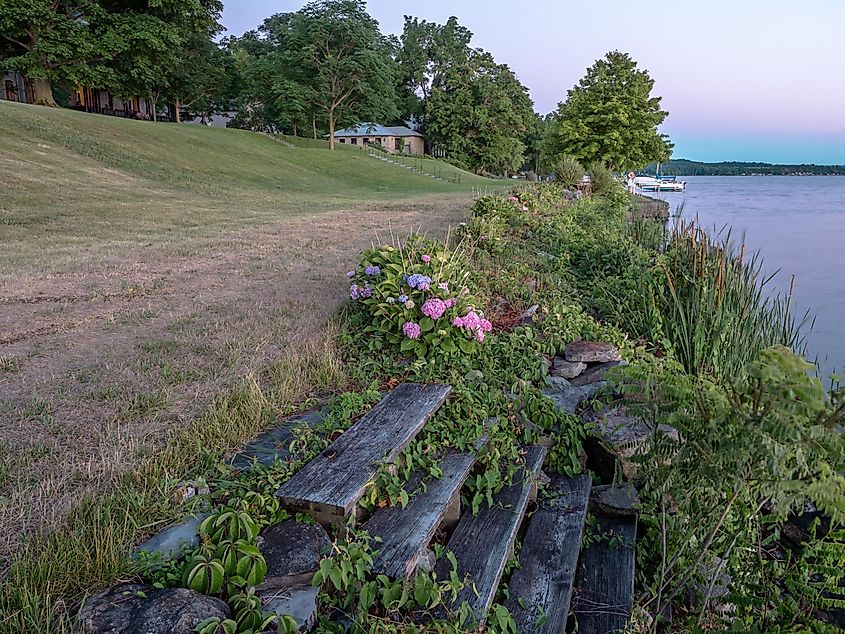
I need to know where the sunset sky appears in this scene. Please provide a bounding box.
[221,1,845,164]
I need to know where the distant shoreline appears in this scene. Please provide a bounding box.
[644,159,845,177]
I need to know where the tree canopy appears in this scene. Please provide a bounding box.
[0,0,223,107]
[545,51,672,171]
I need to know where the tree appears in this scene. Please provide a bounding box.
[0,0,222,108]
[261,0,399,149]
[168,36,237,124]
[545,51,673,171]
[425,49,534,175]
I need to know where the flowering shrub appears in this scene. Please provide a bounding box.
[346,235,489,357]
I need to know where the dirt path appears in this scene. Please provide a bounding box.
[0,196,470,570]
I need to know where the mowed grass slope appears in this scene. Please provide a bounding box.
[0,101,488,272]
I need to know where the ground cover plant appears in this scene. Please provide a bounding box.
[2,171,842,633]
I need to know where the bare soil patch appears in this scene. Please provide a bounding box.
[0,195,470,571]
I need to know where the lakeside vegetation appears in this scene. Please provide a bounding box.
[2,175,843,632]
[648,159,845,176]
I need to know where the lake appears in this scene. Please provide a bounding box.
[653,175,845,380]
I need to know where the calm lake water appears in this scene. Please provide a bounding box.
[652,175,845,380]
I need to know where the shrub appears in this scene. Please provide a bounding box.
[347,235,491,358]
[586,161,615,195]
[552,155,584,188]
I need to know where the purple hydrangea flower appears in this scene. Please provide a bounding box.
[407,274,432,290]
[364,265,381,276]
[346,270,355,278]
[402,321,421,339]
[360,284,373,298]
[349,284,360,299]
[398,294,408,303]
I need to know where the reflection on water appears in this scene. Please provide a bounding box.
[651,175,845,380]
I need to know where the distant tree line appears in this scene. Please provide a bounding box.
[1,0,674,175]
[648,159,845,176]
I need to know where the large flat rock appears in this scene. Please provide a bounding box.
[258,519,331,592]
[564,341,621,364]
[79,583,229,634]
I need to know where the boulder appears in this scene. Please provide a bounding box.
[543,381,607,415]
[78,583,229,634]
[261,584,319,633]
[133,513,208,563]
[519,304,540,326]
[590,483,639,518]
[570,361,625,387]
[551,357,586,379]
[582,406,679,481]
[564,341,621,364]
[258,519,331,592]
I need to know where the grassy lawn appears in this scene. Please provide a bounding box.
[0,101,494,629]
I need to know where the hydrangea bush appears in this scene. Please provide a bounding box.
[347,235,491,357]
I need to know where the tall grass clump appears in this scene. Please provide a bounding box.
[552,155,584,188]
[655,220,810,382]
[587,160,615,195]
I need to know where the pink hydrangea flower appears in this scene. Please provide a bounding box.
[453,316,464,328]
[438,282,449,292]
[422,298,447,320]
[476,330,485,342]
[402,321,421,339]
[480,319,493,332]
[444,298,457,308]
[507,195,518,202]
[421,254,432,263]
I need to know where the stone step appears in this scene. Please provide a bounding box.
[433,445,548,624]
[504,474,591,633]
[571,504,637,634]
[364,436,488,579]
[275,383,450,526]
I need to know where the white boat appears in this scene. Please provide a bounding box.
[634,175,686,192]
[633,163,686,192]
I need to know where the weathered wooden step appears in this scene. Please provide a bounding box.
[505,474,591,633]
[571,509,636,634]
[433,445,548,624]
[364,437,487,579]
[275,383,450,526]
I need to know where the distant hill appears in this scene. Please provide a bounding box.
[644,159,845,176]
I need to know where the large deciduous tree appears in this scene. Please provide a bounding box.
[398,16,534,175]
[261,0,398,149]
[0,0,222,108]
[545,51,673,171]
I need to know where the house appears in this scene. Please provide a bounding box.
[2,70,158,119]
[332,123,424,155]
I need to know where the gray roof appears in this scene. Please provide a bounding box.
[333,123,422,138]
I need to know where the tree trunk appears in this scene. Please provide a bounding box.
[328,110,335,150]
[150,94,157,122]
[32,78,57,107]
[174,97,181,123]
[312,113,317,140]
[292,119,297,136]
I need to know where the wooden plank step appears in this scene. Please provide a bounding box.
[433,445,548,623]
[571,512,636,634]
[275,383,450,526]
[504,474,591,633]
[364,436,487,579]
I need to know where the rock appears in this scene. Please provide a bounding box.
[564,341,621,364]
[543,381,606,415]
[261,584,319,632]
[551,357,586,379]
[544,375,572,391]
[79,583,229,634]
[258,519,331,592]
[415,548,436,574]
[570,361,625,387]
[519,304,540,326]
[582,406,679,481]
[133,513,208,563]
[590,483,639,518]
[172,480,210,505]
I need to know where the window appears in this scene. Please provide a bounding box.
[339,138,346,143]
[394,138,401,151]
[363,137,369,144]
[351,138,357,145]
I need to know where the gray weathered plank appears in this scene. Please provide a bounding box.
[571,514,636,634]
[365,442,484,579]
[434,445,548,623]
[504,474,591,634]
[275,383,450,525]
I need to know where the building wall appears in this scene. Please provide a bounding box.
[336,134,425,155]
[2,71,30,103]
